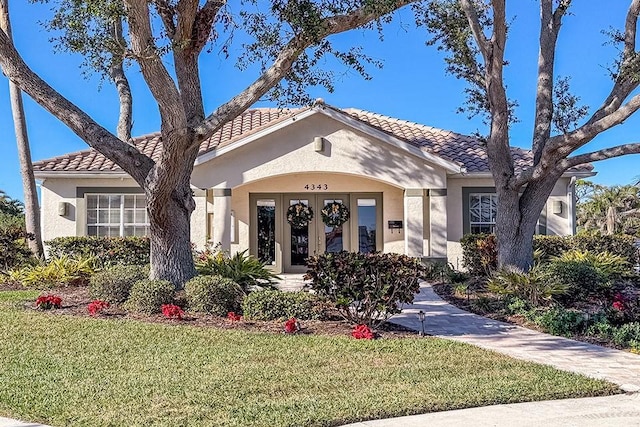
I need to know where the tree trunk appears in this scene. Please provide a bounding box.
[148,190,196,289]
[0,0,43,258]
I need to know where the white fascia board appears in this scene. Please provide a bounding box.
[34,172,131,180]
[449,171,597,179]
[194,108,319,166]
[318,107,465,174]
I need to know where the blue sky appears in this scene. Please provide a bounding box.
[1,1,639,201]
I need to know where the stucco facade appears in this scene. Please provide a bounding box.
[35,103,591,272]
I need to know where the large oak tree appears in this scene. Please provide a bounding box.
[420,0,640,270]
[0,0,418,286]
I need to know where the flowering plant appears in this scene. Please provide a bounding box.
[286,202,314,229]
[284,317,299,334]
[35,295,62,310]
[227,311,242,321]
[87,300,110,316]
[161,304,185,320]
[320,201,350,227]
[351,324,374,340]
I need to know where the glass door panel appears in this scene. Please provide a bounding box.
[323,198,344,253]
[257,199,276,266]
[357,198,377,253]
[289,199,310,266]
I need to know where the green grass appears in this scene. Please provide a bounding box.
[0,291,618,427]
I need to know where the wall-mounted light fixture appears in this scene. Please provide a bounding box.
[552,200,563,214]
[58,202,69,217]
[313,136,324,152]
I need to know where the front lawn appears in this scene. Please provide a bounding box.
[0,291,618,427]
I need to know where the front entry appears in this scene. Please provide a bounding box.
[250,193,381,273]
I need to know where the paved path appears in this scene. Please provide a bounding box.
[0,417,48,427]
[390,283,640,392]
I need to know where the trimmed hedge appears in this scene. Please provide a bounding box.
[242,290,324,321]
[185,275,244,316]
[90,265,150,304]
[47,236,150,267]
[461,233,639,275]
[125,279,175,314]
[0,226,33,270]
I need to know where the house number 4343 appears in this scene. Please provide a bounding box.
[304,184,328,190]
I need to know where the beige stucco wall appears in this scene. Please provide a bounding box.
[446,175,574,269]
[40,177,208,247]
[190,113,448,190]
[228,173,406,255]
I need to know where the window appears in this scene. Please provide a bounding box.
[469,193,497,234]
[87,194,149,237]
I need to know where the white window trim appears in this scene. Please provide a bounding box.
[86,194,149,237]
[469,193,497,234]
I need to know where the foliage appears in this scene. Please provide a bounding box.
[487,265,567,307]
[462,234,640,276]
[305,251,426,327]
[242,290,325,321]
[8,255,95,289]
[576,182,640,236]
[534,306,586,337]
[352,324,375,339]
[87,300,110,316]
[125,279,175,314]
[35,294,62,310]
[227,311,242,321]
[611,322,640,347]
[460,234,497,275]
[161,304,185,320]
[47,236,150,267]
[89,264,149,304]
[184,275,244,316]
[0,294,617,427]
[553,250,629,280]
[195,247,279,291]
[0,225,34,271]
[286,202,314,229]
[320,201,350,227]
[546,260,607,302]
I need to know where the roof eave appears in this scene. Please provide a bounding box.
[34,171,131,180]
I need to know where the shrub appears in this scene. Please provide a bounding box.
[242,290,324,321]
[460,234,497,275]
[460,234,639,276]
[35,294,62,310]
[89,265,149,304]
[185,275,244,316]
[305,251,426,327]
[534,306,586,337]
[125,279,174,314]
[611,322,640,347]
[195,247,279,291]
[0,225,33,270]
[47,236,150,267]
[487,265,567,306]
[553,250,629,280]
[161,304,185,320]
[9,255,95,289]
[87,300,110,316]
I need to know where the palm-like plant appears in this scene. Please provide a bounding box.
[577,183,640,236]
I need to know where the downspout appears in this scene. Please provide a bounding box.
[567,176,577,235]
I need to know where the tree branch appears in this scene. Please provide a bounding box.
[192,0,226,54]
[459,0,490,60]
[0,29,154,185]
[123,0,186,132]
[194,0,418,141]
[152,0,176,39]
[558,142,640,171]
[108,17,133,141]
[532,0,571,164]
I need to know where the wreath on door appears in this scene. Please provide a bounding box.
[321,201,350,227]
[286,202,314,229]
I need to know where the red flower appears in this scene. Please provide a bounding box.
[352,324,374,340]
[161,304,184,320]
[613,301,625,311]
[35,295,62,310]
[284,317,299,334]
[87,300,110,316]
[227,312,242,321]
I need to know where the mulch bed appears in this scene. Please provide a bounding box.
[4,285,419,339]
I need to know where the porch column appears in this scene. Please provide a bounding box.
[404,189,426,257]
[212,188,232,251]
[429,189,447,259]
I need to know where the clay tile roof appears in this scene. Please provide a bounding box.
[33,105,593,175]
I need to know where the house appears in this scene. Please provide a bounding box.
[33,100,594,272]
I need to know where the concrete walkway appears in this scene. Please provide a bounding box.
[341,283,640,427]
[0,417,48,427]
[391,283,640,392]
